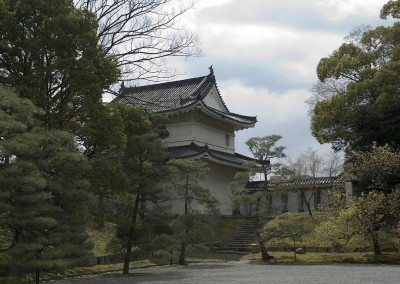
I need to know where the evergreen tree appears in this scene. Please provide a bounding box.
[310,2,400,152]
[230,135,286,261]
[345,145,400,195]
[0,87,92,283]
[0,0,119,135]
[168,159,219,265]
[99,109,171,275]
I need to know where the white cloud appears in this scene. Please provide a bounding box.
[168,0,389,158]
[219,79,308,123]
[182,0,390,83]
[315,0,388,20]
[198,22,343,79]
[194,0,388,23]
[218,79,333,158]
[195,0,233,9]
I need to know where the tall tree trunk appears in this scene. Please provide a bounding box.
[300,190,313,218]
[123,187,141,275]
[35,270,40,284]
[179,241,186,265]
[372,230,382,255]
[256,231,271,261]
[179,174,189,265]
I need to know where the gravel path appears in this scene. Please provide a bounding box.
[49,261,400,284]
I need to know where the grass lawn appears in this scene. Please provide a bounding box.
[14,252,243,282]
[244,251,400,265]
[5,251,400,283]
[213,217,245,243]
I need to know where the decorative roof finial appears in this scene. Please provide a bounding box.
[209,65,214,75]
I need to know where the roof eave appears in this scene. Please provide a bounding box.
[179,152,248,169]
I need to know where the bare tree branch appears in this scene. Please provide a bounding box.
[75,0,202,86]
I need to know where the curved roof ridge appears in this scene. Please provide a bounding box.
[205,105,257,121]
[167,142,254,166]
[246,176,344,189]
[112,67,257,129]
[121,75,206,94]
[210,73,229,112]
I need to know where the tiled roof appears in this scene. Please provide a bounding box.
[246,177,344,190]
[111,68,257,126]
[204,106,257,125]
[168,142,208,159]
[168,142,254,166]
[114,75,210,112]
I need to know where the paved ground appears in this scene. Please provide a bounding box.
[50,261,400,284]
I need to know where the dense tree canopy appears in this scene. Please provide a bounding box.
[310,3,400,152]
[0,0,200,280]
[345,145,400,194]
[0,0,119,133]
[0,87,92,282]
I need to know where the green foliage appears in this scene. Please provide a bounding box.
[315,190,397,255]
[262,213,315,253]
[345,145,400,194]
[313,146,400,255]
[310,4,400,152]
[0,88,93,279]
[231,135,286,214]
[381,0,400,19]
[171,213,215,248]
[168,159,219,265]
[0,0,119,132]
[98,111,172,274]
[168,159,219,215]
[314,211,357,251]
[213,218,245,243]
[346,191,388,255]
[246,135,286,180]
[247,251,400,264]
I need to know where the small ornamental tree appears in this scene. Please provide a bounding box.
[262,213,313,261]
[231,135,286,261]
[168,159,219,265]
[231,135,286,216]
[340,191,388,255]
[315,208,358,252]
[339,145,400,254]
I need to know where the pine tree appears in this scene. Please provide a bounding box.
[168,159,219,265]
[0,87,92,283]
[0,0,119,133]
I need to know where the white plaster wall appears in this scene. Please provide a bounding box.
[201,163,237,215]
[202,86,226,111]
[286,193,299,212]
[237,189,329,216]
[164,122,235,153]
[167,161,238,215]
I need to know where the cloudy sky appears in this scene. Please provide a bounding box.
[166,0,392,159]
